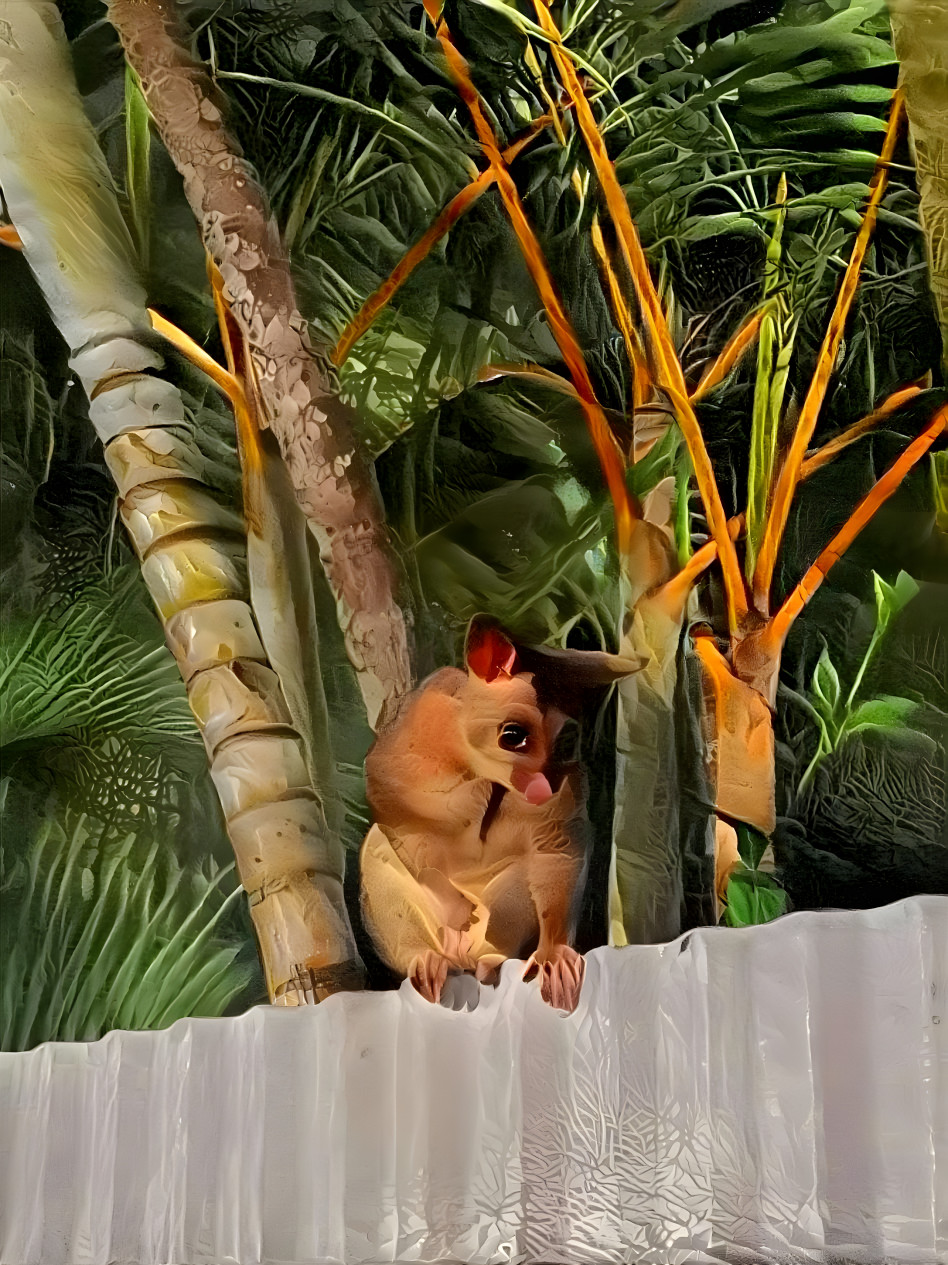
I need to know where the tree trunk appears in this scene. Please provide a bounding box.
[889,0,948,369]
[106,0,412,730]
[609,518,715,944]
[0,0,364,1004]
[610,593,687,944]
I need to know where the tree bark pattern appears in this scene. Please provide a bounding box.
[106,0,412,729]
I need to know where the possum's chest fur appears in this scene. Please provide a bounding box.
[364,669,585,888]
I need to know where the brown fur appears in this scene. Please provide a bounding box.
[359,621,643,1011]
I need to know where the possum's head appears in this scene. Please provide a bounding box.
[460,618,644,805]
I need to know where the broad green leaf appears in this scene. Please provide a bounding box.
[469,0,550,42]
[736,822,770,871]
[738,83,895,117]
[872,570,920,631]
[676,212,762,243]
[723,869,788,927]
[844,695,919,734]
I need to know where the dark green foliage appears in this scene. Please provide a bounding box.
[0,793,257,1051]
[0,306,263,1050]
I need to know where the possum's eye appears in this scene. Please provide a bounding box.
[498,723,530,751]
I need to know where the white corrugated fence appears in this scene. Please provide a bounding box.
[1,896,945,1264]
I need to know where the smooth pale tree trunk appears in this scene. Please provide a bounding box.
[889,0,948,369]
[0,0,364,1003]
[609,514,715,944]
[610,595,686,944]
[105,0,412,731]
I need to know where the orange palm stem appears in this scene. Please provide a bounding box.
[331,111,555,367]
[769,402,945,645]
[207,257,266,483]
[424,0,635,553]
[690,307,767,403]
[590,215,651,410]
[148,302,263,483]
[800,381,924,478]
[532,0,683,395]
[148,306,240,400]
[752,91,906,601]
[531,0,746,631]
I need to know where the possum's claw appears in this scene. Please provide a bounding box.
[524,944,585,1013]
[408,950,452,1004]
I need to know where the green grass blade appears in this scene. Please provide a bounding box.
[124,65,151,268]
[746,175,792,583]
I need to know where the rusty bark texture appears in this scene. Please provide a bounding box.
[889,0,948,368]
[0,0,365,1004]
[106,0,412,730]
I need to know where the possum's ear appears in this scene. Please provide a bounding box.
[538,645,647,684]
[465,617,519,681]
[515,643,647,715]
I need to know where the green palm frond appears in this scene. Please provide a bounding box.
[0,571,195,752]
[0,802,256,1050]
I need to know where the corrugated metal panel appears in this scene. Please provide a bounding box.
[1,896,944,1264]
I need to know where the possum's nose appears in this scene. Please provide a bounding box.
[511,770,554,804]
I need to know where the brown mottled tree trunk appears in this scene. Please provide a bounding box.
[889,0,948,368]
[106,0,413,731]
[0,0,365,1004]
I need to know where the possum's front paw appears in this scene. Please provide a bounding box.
[524,944,585,1013]
[408,950,452,1003]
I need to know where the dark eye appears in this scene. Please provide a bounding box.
[498,723,530,751]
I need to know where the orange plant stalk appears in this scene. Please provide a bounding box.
[423,0,636,554]
[800,381,926,478]
[753,91,906,604]
[769,403,946,645]
[590,216,651,411]
[691,308,767,403]
[531,0,747,634]
[531,0,683,395]
[332,112,556,366]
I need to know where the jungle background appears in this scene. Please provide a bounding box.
[1,0,946,1050]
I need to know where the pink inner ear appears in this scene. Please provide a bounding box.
[467,625,518,681]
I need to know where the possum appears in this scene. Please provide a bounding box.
[359,617,643,1012]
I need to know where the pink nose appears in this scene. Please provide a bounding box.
[512,771,553,804]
